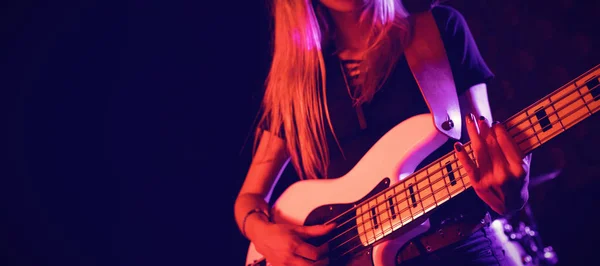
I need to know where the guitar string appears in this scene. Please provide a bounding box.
[324,81,599,257]
[250,75,599,264]
[504,78,599,132]
[336,96,600,257]
[329,86,600,257]
[337,89,597,256]
[337,173,471,257]
[507,82,600,143]
[251,167,469,265]
[318,77,599,232]
[333,170,470,254]
[329,158,472,254]
[324,147,473,243]
[330,82,600,254]
[325,79,600,232]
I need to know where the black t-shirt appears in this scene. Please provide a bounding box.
[264,5,495,226]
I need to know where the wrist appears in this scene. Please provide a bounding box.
[242,209,271,241]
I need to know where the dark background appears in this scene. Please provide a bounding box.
[4,0,599,265]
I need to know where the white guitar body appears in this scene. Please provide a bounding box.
[246,113,451,266]
[243,64,600,265]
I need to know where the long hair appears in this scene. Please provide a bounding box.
[255,0,411,180]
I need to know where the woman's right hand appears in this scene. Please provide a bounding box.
[250,222,337,266]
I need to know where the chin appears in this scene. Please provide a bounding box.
[318,0,366,13]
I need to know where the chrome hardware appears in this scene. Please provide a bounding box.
[442,119,454,130]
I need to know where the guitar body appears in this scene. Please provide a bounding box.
[246,114,450,266]
[244,64,600,265]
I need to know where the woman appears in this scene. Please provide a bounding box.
[234,0,531,265]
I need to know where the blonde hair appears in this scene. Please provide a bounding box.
[256,0,411,179]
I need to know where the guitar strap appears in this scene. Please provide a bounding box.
[404,10,462,140]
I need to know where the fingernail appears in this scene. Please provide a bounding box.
[454,142,463,152]
[479,115,486,121]
[466,113,474,123]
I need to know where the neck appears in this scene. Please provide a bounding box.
[329,10,367,58]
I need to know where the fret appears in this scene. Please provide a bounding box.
[394,182,413,225]
[364,201,375,243]
[390,186,401,225]
[404,174,424,218]
[438,159,452,200]
[385,195,395,231]
[376,197,389,238]
[525,98,562,147]
[409,170,431,214]
[405,173,425,217]
[446,162,457,186]
[403,180,417,222]
[461,144,473,188]
[415,170,436,213]
[357,201,375,244]
[439,154,464,197]
[526,109,543,150]
[386,190,397,221]
[429,160,450,205]
[589,78,600,100]
[577,72,600,113]
[538,82,591,139]
[356,204,370,245]
[358,185,407,246]
[374,196,389,240]
[447,152,467,195]
[361,210,369,245]
[464,143,475,161]
[503,69,599,155]
[439,161,451,199]
[354,65,600,249]
[372,197,381,236]
[547,90,566,131]
[455,160,467,189]
[505,112,539,153]
[408,185,417,209]
[534,106,554,132]
[425,167,438,209]
[576,82,594,115]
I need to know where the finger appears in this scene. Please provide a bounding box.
[313,257,330,266]
[467,174,505,205]
[492,121,526,166]
[294,223,336,239]
[480,119,509,173]
[477,115,492,138]
[293,241,322,261]
[283,255,316,266]
[465,113,491,172]
[454,142,479,183]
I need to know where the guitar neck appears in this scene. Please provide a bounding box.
[504,67,600,154]
[412,63,599,205]
[249,65,600,265]
[352,64,600,248]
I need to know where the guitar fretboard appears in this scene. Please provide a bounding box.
[340,65,600,253]
[506,71,600,153]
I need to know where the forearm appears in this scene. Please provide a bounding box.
[234,193,272,241]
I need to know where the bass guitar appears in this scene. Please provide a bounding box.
[245,64,600,266]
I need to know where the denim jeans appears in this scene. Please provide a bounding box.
[397,225,518,266]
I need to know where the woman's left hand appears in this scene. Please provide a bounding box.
[454,113,530,215]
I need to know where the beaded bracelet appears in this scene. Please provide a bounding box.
[242,208,270,238]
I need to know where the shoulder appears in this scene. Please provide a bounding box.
[429,5,469,34]
[430,4,464,20]
[414,5,495,95]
